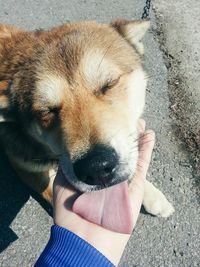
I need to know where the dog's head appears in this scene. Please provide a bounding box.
[0,20,149,191]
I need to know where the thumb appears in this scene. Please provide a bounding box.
[134,129,155,180]
[129,129,155,227]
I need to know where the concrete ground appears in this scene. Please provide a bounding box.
[0,0,199,266]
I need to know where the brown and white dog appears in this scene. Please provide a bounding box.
[0,20,174,232]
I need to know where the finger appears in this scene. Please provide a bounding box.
[54,167,66,188]
[129,129,155,227]
[138,119,146,134]
[54,166,77,192]
[53,167,78,208]
[135,129,155,179]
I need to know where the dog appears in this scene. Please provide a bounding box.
[0,19,174,231]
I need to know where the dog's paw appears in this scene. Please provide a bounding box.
[143,185,175,218]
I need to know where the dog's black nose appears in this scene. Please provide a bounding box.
[73,144,119,186]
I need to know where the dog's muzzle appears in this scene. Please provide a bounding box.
[60,144,128,192]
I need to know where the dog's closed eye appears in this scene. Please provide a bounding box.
[100,77,120,95]
[36,107,60,128]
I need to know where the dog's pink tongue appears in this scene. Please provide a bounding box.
[72,181,133,234]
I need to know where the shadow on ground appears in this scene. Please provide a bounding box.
[0,148,52,253]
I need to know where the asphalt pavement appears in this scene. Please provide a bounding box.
[0,0,199,266]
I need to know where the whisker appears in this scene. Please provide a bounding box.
[138,139,155,147]
[137,163,143,168]
[132,131,153,143]
[146,90,160,106]
[97,44,113,72]
[144,74,155,80]
[127,131,137,139]
[31,158,59,161]
[100,179,107,188]
[144,114,158,119]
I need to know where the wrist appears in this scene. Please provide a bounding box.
[55,213,130,266]
[36,225,115,267]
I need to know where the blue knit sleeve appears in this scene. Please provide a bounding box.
[35,225,115,267]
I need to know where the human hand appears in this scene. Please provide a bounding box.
[53,120,155,266]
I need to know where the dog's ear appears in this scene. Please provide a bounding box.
[0,81,14,122]
[0,24,23,39]
[0,25,23,122]
[0,24,24,55]
[111,19,150,55]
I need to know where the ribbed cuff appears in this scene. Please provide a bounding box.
[35,225,115,267]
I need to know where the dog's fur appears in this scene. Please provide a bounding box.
[0,20,174,216]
